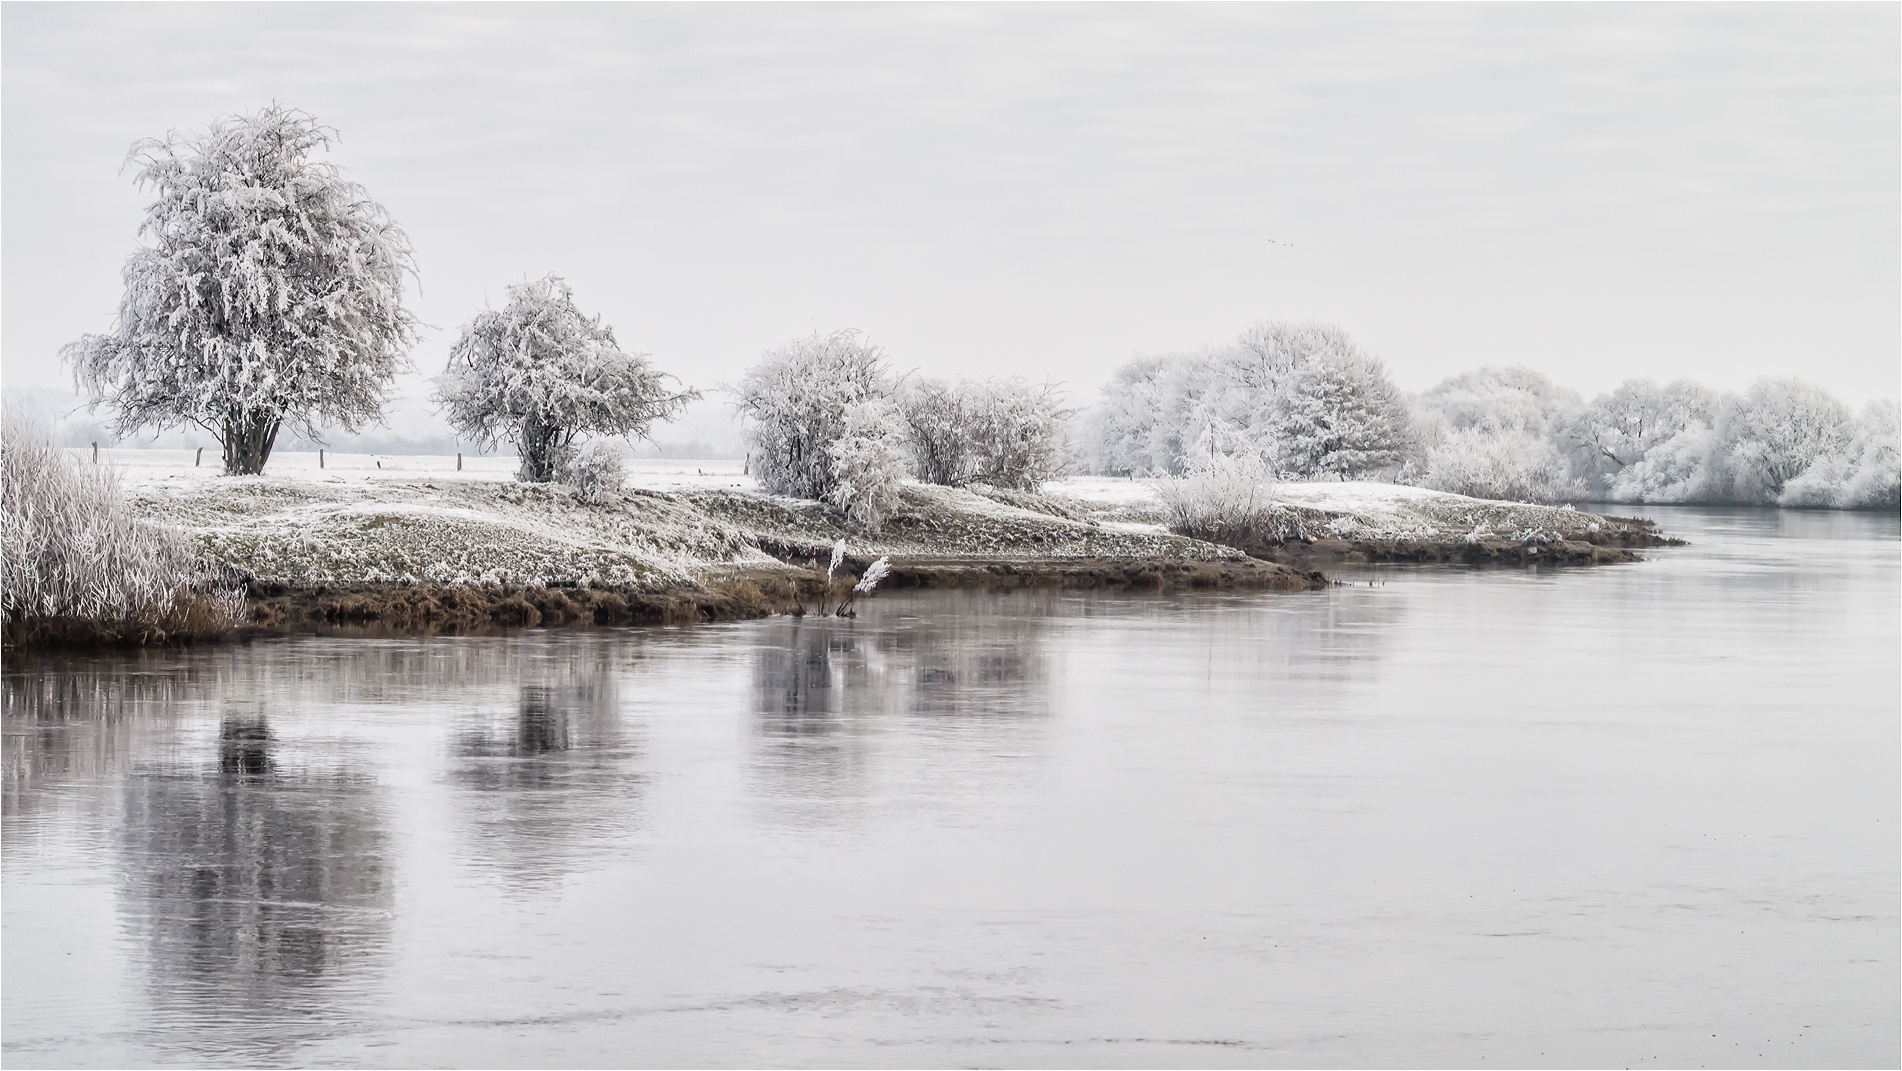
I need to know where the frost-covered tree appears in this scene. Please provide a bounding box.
[1411,367,1584,503]
[1787,399,1902,510]
[964,378,1073,489]
[899,377,1072,490]
[1713,378,1853,503]
[1081,322,1407,480]
[1221,323,1411,478]
[437,275,696,483]
[1605,425,1721,504]
[61,106,419,475]
[1561,379,1720,494]
[1413,366,1581,439]
[1079,354,1212,477]
[737,330,894,500]
[1265,348,1413,478]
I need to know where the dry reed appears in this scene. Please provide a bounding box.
[2,410,245,646]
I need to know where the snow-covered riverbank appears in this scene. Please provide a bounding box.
[82,449,1676,635]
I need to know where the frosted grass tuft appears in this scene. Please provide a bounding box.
[2,410,245,645]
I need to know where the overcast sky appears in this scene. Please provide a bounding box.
[5,2,1897,418]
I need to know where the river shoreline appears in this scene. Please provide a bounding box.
[2,457,1681,648]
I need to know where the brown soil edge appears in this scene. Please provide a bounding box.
[2,516,1669,649]
[235,555,1328,638]
[1,555,1329,650]
[1238,518,1684,568]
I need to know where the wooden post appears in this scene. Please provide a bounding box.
[91,441,98,464]
[457,451,463,471]
[195,447,203,467]
[319,449,325,469]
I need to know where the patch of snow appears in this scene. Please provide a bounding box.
[82,449,760,493]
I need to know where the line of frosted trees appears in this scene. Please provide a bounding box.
[1078,323,1900,510]
[50,104,1896,519]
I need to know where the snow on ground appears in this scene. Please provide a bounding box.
[80,449,758,493]
[99,451,1241,590]
[1044,475,1165,506]
[1271,480,1612,541]
[87,450,1634,590]
[1052,475,1620,541]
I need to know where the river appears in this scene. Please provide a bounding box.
[4,506,1896,1068]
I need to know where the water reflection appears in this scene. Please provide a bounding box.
[450,648,644,887]
[118,708,392,1063]
[748,593,1056,827]
[4,510,1893,1067]
[2,656,196,819]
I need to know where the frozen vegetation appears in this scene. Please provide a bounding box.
[735,331,1072,532]
[1078,325,1898,511]
[61,106,419,476]
[436,274,694,484]
[13,101,1873,647]
[1,414,245,645]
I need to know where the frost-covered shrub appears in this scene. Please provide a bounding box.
[563,441,627,506]
[1606,426,1719,504]
[61,105,420,475]
[438,275,695,483]
[900,377,1072,490]
[737,330,893,501]
[2,411,245,644]
[1778,400,1900,510]
[1420,427,1583,504]
[826,398,909,533]
[1152,454,1280,546]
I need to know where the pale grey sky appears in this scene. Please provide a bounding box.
[5,2,1897,418]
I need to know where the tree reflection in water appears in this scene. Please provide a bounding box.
[449,645,644,889]
[117,706,392,1064]
[2,653,197,821]
[748,591,1057,828]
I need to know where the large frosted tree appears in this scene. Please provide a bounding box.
[62,106,419,475]
[436,275,696,483]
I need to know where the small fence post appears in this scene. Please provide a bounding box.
[456,451,463,471]
[195,447,203,467]
[319,449,325,469]
[91,442,98,464]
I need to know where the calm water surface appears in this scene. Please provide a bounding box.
[4,507,1897,1068]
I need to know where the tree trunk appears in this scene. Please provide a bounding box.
[223,411,281,475]
[517,424,567,483]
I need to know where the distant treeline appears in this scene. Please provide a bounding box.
[1077,322,1899,510]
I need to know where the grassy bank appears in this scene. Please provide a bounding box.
[94,459,1319,638]
[9,451,1680,645]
